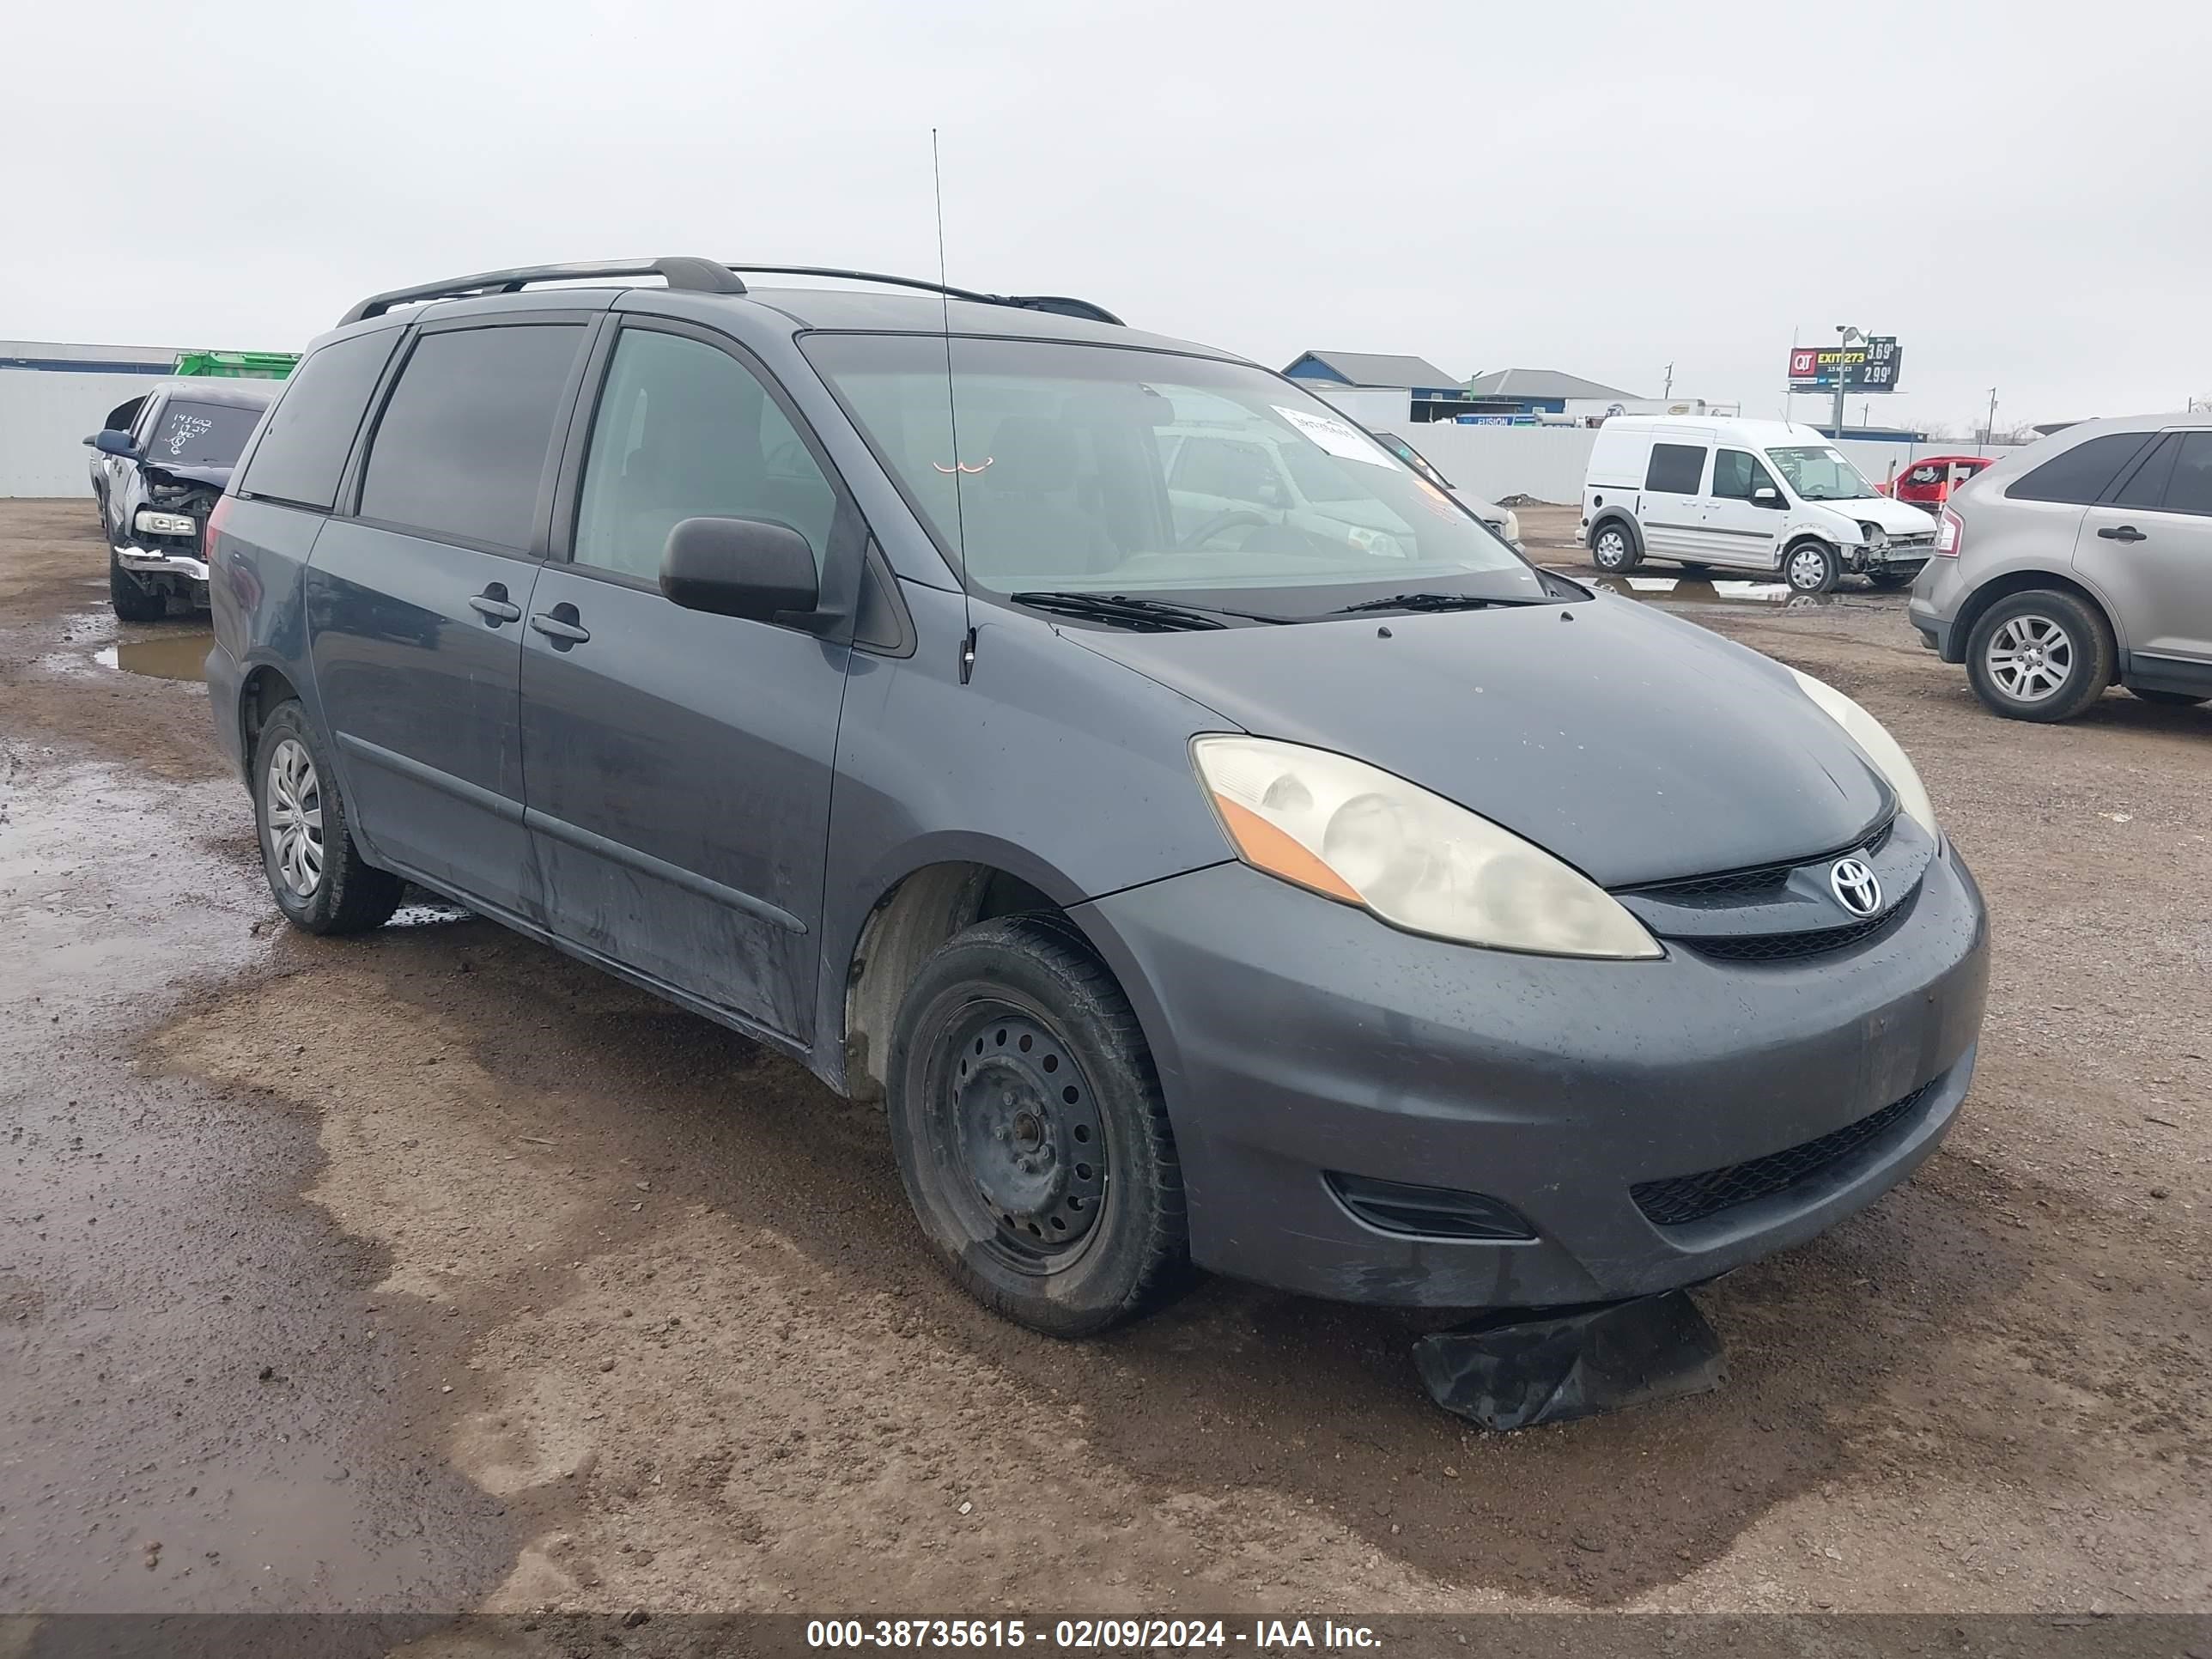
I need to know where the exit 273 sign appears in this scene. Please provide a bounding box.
[1788,336,1903,392]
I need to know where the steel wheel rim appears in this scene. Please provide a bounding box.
[1594,529,1627,567]
[1788,546,1828,589]
[932,1000,1107,1274]
[1986,614,2073,702]
[264,738,325,897]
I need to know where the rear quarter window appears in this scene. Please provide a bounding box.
[2006,432,2156,506]
[239,330,403,510]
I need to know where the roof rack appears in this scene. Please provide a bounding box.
[338,258,749,325]
[718,266,1122,327]
[338,258,1122,329]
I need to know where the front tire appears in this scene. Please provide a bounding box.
[252,701,403,934]
[885,916,1188,1336]
[1589,520,1641,573]
[1964,589,2114,722]
[1784,540,1839,594]
[109,549,166,623]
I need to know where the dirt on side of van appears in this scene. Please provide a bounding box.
[3,495,2208,1625]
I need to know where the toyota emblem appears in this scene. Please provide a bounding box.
[1830,857,1882,917]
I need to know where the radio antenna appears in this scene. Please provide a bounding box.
[932,128,977,683]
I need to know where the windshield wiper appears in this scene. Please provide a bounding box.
[1010,592,1286,630]
[1329,592,1547,616]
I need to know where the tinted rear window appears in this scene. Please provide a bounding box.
[2008,432,2155,505]
[1645,442,1706,494]
[358,325,585,550]
[147,401,264,468]
[238,331,400,509]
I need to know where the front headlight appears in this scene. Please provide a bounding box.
[135,509,197,537]
[1786,668,1937,835]
[1190,736,1662,958]
[1856,520,1887,548]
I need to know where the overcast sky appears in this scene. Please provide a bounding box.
[9,0,2205,433]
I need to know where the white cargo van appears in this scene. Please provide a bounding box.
[1579,416,1937,593]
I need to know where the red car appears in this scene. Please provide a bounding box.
[1882,454,1992,509]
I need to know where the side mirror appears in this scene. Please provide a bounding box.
[89,429,140,458]
[659,515,827,627]
[1753,485,1782,506]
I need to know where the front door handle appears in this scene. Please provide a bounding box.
[529,606,591,644]
[2097,525,2147,543]
[468,586,522,623]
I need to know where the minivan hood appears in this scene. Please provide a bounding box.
[1810,495,1935,534]
[1066,594,1891,886]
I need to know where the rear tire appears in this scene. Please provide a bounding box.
[885,915,1188,1336]
[1964,589,2114,722]
[109,549,166,623]
[1784,540,1839,595]
[252,701,403,934]
[1589,520,1641,573]
[2127,686,2208,707]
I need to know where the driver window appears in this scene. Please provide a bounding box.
[574,329,836,584]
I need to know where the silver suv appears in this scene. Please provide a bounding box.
[1910,415,2212,721]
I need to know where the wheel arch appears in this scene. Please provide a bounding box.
[1589,512,1642,552]
[1948,569,2118,665]
[837,851,1120,1107]
[237,663,304,780]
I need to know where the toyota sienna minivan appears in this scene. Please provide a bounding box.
[207,258,1989,1335]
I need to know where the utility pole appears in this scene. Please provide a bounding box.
[1832,325,1863,438]
[1662,362,1674,399]
[1984,387,1998,447]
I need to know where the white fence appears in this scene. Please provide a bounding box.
[1404,422,2025,507]
[0,370,171,497]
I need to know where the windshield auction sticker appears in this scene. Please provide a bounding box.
[1272,406,1403,469]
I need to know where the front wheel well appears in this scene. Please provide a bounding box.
[842,861,1085,1104]
[1948,570,2115,665]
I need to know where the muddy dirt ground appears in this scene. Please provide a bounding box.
[3,497,2206,1633]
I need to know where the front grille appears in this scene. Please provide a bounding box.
[1632,823,1892,908]
[1631,1080,1937,1227]
[1682,901,1909,962]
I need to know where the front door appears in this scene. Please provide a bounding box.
[2076,429,2212,689]
[304,316,592,920]
[1699,447,1788,569]
[518,319,855,1042]
[1638,441,1709,558]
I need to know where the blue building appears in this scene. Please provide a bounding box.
[1281,350,1471,422]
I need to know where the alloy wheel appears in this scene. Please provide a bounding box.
[1985,614,2074,703]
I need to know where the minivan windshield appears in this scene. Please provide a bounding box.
[804,335,1544,617]
[1765,445,1877,501]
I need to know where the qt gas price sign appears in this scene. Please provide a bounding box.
[1788,336,1903,392]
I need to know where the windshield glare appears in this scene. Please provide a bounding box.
[1765,445,1876,501]
[803,335,1540,616]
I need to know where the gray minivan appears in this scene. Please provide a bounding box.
[207,258,1989,1335]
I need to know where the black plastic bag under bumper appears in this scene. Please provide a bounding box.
[1413,1290,1725,1431]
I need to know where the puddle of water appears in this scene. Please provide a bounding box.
[98,629,213,682]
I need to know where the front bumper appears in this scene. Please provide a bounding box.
[113,542,210,582]
[1075,845,1989,1309]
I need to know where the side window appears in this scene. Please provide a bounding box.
[1711,449,1758,499]
[104,395,148,434]
[2110,434,2180,510]
[574,327,838,583]
[2164,433,2212,518]
[1644,443,1707,495]
[240,329,403,510]
[2008,432,2154,506]
[359,325,585,549]
[127,396,163,444]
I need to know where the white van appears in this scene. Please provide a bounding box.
[1579,416,1937,593]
